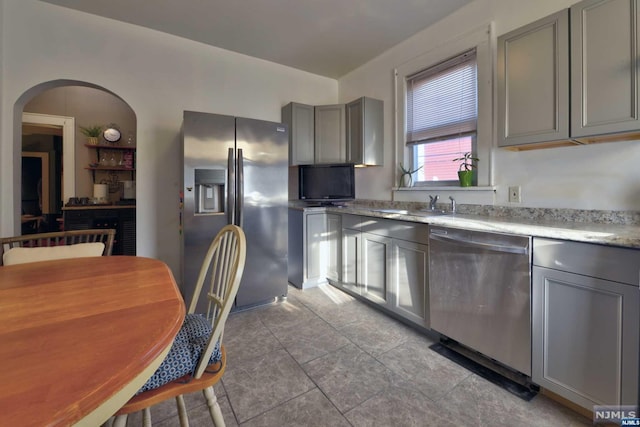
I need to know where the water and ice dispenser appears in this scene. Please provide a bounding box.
[194,169,225,214]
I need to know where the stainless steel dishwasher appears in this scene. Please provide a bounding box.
[429,226,532,376]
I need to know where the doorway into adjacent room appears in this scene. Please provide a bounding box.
[21,114,71,233]
[14,81,136,247]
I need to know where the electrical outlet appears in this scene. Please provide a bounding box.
[508,186,521,203]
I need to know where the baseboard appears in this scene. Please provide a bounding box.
[540,388,593,420]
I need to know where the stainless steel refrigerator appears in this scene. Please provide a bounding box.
[182,111,288,310]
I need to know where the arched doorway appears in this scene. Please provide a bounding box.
[14,80,137,252]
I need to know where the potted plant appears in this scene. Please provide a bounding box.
[452,152,479,187]
[79,125,103,145]
[398,162,422,187]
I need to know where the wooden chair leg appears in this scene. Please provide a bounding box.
[176,394,190,427]
[143,407,152,427]
[112,414,128,427]
[203,386,225,427]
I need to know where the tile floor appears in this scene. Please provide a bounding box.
[122,284,592,426]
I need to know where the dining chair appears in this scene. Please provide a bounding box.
[0,229,116,266]
[111,224,246,427]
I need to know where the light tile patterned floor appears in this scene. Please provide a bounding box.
[121,284,592,426]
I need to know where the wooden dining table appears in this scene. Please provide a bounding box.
[0,256,185,427]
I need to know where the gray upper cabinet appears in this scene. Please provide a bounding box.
[498,0,640,149]
[571,0,640,141]
[315,104,346,164]
[282,102,315,165]
[284,98,381,164]
[346,97,384,166]
[498,9,570,148]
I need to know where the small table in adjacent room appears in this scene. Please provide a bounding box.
[63,205,136,255]
[0,256,185,426]
[20,214,43,233]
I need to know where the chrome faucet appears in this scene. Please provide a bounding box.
[449,196,456,214]
[428,195,439,211]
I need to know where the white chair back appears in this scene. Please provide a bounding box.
[188,224,246,378]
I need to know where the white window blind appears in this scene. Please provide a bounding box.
[406,49,477,145]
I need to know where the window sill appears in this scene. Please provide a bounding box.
[393,186,496,192]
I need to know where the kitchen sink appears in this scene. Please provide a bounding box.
[373,209,410,214]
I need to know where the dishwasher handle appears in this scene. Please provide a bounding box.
[429,232,529,255]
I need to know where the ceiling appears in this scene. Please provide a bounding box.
[39,0,472,79]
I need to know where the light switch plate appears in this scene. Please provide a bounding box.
[509,186,521,203]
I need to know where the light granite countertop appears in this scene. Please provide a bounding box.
[290,201,640,249]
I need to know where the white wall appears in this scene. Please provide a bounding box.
[339,0,640,211]
[0,0,338,278]
[3,0,639,280]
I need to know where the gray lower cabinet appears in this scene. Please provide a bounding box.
[288,208,341,288]
[390,239,429,328]
[326,213,342,282]
[336,214,429,328]
[361,232,392,306]
[341,226,361,294]
[532,238,639,410]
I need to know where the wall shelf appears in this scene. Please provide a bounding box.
[85,166,135,181]
[85,144,136,182]
[85,166,135,171]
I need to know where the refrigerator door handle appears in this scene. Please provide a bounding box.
[237,148,244,227]
[227,147,236,225]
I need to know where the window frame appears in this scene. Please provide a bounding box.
[406,49,478,186]
[394,24,493,190]
[411,135,478,187]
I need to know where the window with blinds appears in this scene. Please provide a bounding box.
[406,49,477,184]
